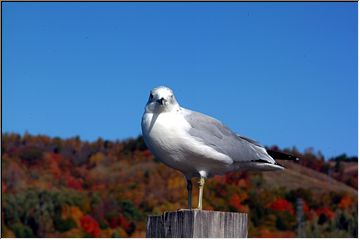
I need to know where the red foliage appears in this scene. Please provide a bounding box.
[119,214,131,232]
[225,172,239,185]
[307,210,317,221]
[213,175,226,184]
[302,201,314,220]
[143,150,153,158]
[2,182,7,193]
[214,183,227,197]
[267,198,295,215]
[50,153,61,162]
[108,217,119,228]
[66,176,83,190]
[229,194,242,210]
[303,201,310,214]
[108,214,131,231]
[316,207,335,220]
[301,201,317,221]
[224,172,249,186]
[229,194,248,212]
[80,215,100,237]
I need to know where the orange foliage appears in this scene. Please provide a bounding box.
[131,230,147,238]
[44,153,62,179]
[338,194,353,209]
[267,198,295,215]
[167,177,184,190]
[237,179,248,188]
[229,193,249,213]
[213,175,226,184]
[258,228,295,238]
[91,183,107,191]
[80,215,100,237]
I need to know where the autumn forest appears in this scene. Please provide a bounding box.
[1,133,358,237]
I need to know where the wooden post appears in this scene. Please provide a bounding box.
[146,210,248,238]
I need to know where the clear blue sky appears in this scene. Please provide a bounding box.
[3,2,358,158]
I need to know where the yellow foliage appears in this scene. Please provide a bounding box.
[81,198,91,213]
[238,192,248,202]
[62,228,84,238]
[99,228,113,238]
[121,184,146,206]
[167,177,184,190]
[131,230,146,238]
[61,205,83,226]
[112,227,128,237]
[89,152,106,166]
[2,227,15,237]
[30,179,53,190]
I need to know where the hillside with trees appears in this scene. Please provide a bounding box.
[1,133,358,237]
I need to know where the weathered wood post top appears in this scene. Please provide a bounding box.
[146,210,248,238]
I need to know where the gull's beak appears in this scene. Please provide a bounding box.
[156,98,165,105]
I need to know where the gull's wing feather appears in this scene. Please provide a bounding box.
[182,108,275,164]
[237,135,263,147]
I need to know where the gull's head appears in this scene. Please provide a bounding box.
[145,86,180,113]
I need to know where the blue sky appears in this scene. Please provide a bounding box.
[3,2,358,158]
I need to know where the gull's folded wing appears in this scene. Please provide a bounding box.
[182,108,275,164]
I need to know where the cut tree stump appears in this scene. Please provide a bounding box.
[146,210,248,238]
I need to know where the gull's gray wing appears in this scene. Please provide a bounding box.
[182,108,275,163]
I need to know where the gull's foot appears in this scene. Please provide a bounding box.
[177,208,192,211]
[176,208,204,211]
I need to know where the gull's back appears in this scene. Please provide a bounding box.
[181,108,284,172]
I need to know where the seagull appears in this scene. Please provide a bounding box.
[141,86,298,210]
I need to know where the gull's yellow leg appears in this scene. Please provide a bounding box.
[197,177,205,210]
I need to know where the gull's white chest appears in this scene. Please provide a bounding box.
[141,111,191,163]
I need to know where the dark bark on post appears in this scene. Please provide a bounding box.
[146,210,248,238]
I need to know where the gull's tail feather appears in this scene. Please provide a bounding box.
[266,149,300,161]
[251,159,285,171]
